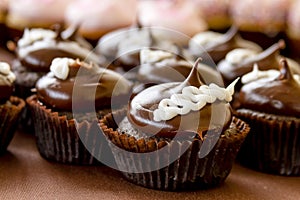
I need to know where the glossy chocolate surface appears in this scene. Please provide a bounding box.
[20,49,83,72]
[239,59,300,117]
[36,61,131,112]
[128,60,232,138]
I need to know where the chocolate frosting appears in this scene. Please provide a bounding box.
[0,85,13,103]
[128,59,232,138]
[17,25,98,73]
[239,59,300,117]
[218,40,300,86]
[20,49,84,72]
[36,58,132,112]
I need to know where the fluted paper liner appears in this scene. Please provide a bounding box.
[236,109,300,176]
[100,108,250,191]
[26,95,108,165]
[0,96,25,154]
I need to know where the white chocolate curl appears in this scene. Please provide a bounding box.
[50,58,76,80]
[153,78,239,121]
[0,62,16,84]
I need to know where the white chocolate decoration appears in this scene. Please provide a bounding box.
[189,31,223,52]
[50,58,76,80]
[242,64,300,84]
[225,48,258,65]
[153,78,239,121]
[140,49,174,64]
[0,62,16,84]
[17,28,99,64]
[241,64,280,84]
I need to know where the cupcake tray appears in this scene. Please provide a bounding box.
[1,129,300,200]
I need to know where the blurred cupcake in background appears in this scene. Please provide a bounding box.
[138,0,207,45]
[5,0,74,42]
[286,0,300,61]
[65,0,137,45]
[230,0,292,49]
[188,26,262,66]
[0,61,25,155]
[190,0,231,31]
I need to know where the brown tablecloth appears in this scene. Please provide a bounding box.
[1,130,300,200]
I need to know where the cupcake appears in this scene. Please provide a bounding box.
[286,0,300,61]
[96,24,178,73]
[188,26,262,66]
[26,57,132,164]
[235,58,300,176]
[190,0,231,31]
[0,61,25,154]
[138,48,223,86]
[64,0,137,44]
[229,0,291,49]
[217,40,300,88]
[138,0,207,45]
[12,25,100,98]
[5,0,73,41]
[100,59,250,190]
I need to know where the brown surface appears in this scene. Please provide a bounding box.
[0,130,299,200]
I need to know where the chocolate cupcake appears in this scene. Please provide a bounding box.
[0,61,25,154]
[235,58,300,176]
[12,25,100,98]
[229,0,291,49]
[96,24,178,73]
[26,57,132,164]
[217,40,300,89]
[188,26,262,66]
[100,59,250,190]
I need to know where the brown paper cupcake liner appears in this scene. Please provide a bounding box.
[0,96,25,154]
[236,108,300,176]
[100,108,250,191]
[26,95,108,165]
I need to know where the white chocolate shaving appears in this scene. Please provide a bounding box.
[18,28,57,47]
[0,62,16,84]
[225,48,258,64]
[50,58,76,80]
[153,78,239,121]
[241,64,280,84]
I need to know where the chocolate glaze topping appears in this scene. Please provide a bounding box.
[18,25,96,73]
[218,40,300,86]
[128,59,232,138]
[36,59,132,112]
[20,49,83,72]
[239,59,300,117]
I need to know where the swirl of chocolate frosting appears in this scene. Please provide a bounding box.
[127,59,233,138]
[217,40,300,86]
[239,59,300,117]
[17,24,100,72]
[36,58,132,112]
